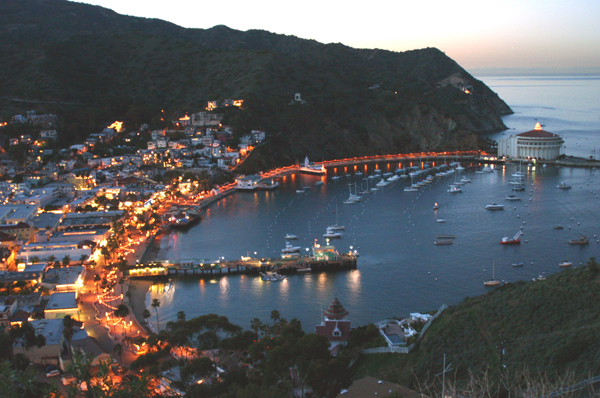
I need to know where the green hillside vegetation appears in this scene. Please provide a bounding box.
[351,258,600,391]
[1,0,511,167]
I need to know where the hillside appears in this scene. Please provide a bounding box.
[0,0,512,166]
[351,261,600,391]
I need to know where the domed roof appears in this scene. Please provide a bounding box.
[517,122,559,138]
[323,297,349,320]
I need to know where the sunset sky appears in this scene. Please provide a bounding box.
[78,0,600,72]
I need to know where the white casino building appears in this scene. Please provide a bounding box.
[498,123,564,160]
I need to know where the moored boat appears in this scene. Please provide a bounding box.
[568,235,589,245]
[557,182,571,190]
[285,233,298,240]
[512,262,524,267]
[500,231,522,245]
[434,240,453,245]
[505,195,521,201]
[558,261,572,267]
[484,262,500,286]
[299,156,326,175]
[485,203,505,210]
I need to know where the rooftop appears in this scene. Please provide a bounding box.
[517,122,561,138]
[46,292,77,310]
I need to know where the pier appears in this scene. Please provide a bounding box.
[126,253,357,279]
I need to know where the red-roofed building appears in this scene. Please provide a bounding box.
[498,123,564,160]
[315,297,351,355]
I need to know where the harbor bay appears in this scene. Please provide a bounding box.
[136,74,600,332]
[138,161,600,331]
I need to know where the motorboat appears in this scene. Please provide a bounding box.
[433,203,439,210]
[553,226,564,230]
[557,182,572,189]
[505,195,521,201]
[376,178,389,187]
[512,185,525,191]
[436,219,446,223]
[323,228,342,239]
[296,189,305,193]
[485,203,505,210]
[434,240,453,245]
[568,235,589,245]
[460,177,471,183]
[447,185,462,193]
[484,262,500,286]
[437,235,456,239]
[285,233,298,240]
[500,231,522,245]
[282,242,301,253]
[404,187,419,192]
[558,261,573,267]
[314,181,324,186]
[512,262,524,267]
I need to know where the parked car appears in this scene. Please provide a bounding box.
[46,369,60,378]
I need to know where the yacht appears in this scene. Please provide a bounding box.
[328,205,345,231]
[558,261,573,267]
[556,182,572,189]
[460,177,471,183]
[447,185,462,193]
[485,203,505,210]
[282,242,301,253]
[323,228,343,239]
[484,262,500,286]
[285,233,298,240]
[505,195,521,201]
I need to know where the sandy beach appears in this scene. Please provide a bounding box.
[128,279,153,332]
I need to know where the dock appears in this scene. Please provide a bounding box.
[126,253,357,279]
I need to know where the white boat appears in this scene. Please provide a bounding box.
[447,185,462,193]
[343,199,357,205]
[482,166,493,173]
[331,176,342,181]
[323,228,342,239]
[404,187,419,192]
[299,156,326,174]
[484,262,500,286]
[314,181,324,186]
[285,233,298,240]
[485,203,505,210]
[558,261,572,267]
[282,242,301,253]
[436,219,446,223]
[557,182,571,189]
[505,195,521,201]
[460,177,471,183]
[376,178,389,187]
[328,205,345,230]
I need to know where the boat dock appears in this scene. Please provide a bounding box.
[126,253,358,279]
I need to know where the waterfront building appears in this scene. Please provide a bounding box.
[315,297,351,355]
[498,123,564,160]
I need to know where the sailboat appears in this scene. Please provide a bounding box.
[328,205,345,230]
[404,173,419,192]
[484,262,500,286]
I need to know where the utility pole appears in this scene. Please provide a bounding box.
[434,353,452,398]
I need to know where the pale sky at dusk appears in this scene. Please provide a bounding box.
[77,0,600,71]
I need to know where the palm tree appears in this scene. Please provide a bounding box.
[30,256,40,265]
[79,254,88,266]
[270,309,281,327]
[151,298,161,332]
[46,255,57,277]
[62,255,71,267]
[142,309,151,327]
[62,315,75,355]
[113,343,123,366]
[93,274,101,294]
[250,318,262,335]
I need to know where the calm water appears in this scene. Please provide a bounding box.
[138,75,600,331]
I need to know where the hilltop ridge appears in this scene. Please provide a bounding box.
[0,0,512,165]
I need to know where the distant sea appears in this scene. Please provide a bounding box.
[136,74,600,332]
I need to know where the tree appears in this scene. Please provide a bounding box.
[113,342,123,366]
[30,256,40,264]
[177,310,186,322]
[94,274,101,294]
[62,255,71,267]
[151,298,161,332]
[114,303,130,320]
[250,318,262,335]
[63,315,75,355]
[46,255,57,277]
[142,309,151,326]
[79,254,88,266]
